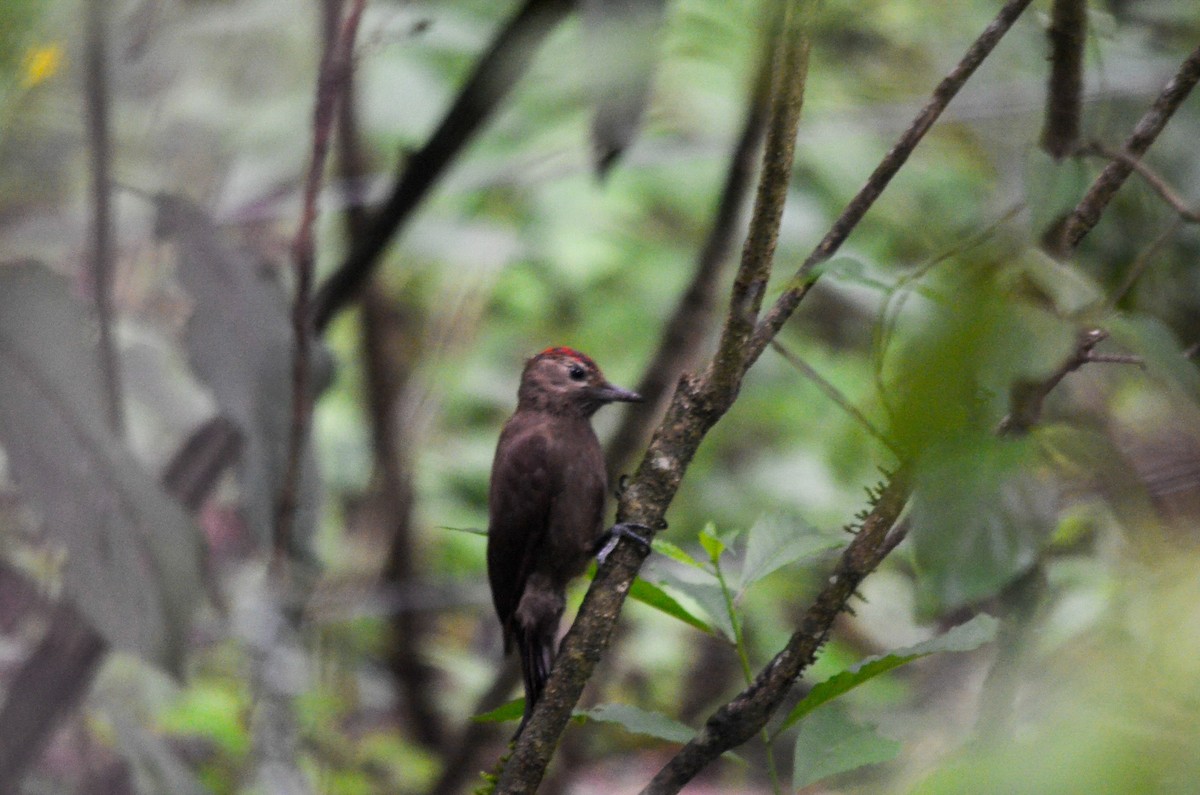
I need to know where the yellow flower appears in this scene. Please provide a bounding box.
[21,43,63,88]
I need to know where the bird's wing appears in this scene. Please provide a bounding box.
[486,427,556,647]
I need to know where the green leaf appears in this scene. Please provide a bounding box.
[574,703,694,744]
[792,703,901,789]
[438,525,488,537]
[652,539,709,571]
[0,263,203,673]
[471,697,524,724]
[657,578,737,642]
[779,614,999,734]
[910,434,1056,611]
[739,513,841,591]
[698,523,726,565]
[629,577,713,634]
[155,195,330,551]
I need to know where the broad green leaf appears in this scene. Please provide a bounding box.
[629,577,713,634]
[652,539,709,571]
[575,703,694,744]
[910,434,1056,611]
[779,614,999,734]
[472,697,524,724]
[739,513,841,591]
[0,263,203,673]
[654,577,737,642]
[155,195,330,552]
[792,703,901,789]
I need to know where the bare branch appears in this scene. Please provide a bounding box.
[711,1,810,396]
[491,3,814,790]
[312,0,573,332]
[84,0,124,437]
[605,17,776,479]
[997,328,1108,436]
[1081,141,1200,224]
[1054,44,1200,253]
[748,0,1037,367]
[770,340,898,456]
[274,0,366,566]
[1039,0,1086,159]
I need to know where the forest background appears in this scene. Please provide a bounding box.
[1,0,1199,793]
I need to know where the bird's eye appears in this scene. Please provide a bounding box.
[568,364,587,381]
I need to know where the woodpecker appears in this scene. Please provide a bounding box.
[487,347,644,733]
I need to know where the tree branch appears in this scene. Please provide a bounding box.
[1039,0,1086,159]
[747,0,1036,368]
[311,0,573,332]
[1054,43,1200,253]
[770,339,897,455]
[489,3,1040,789]
[491,3,814,790]
[84,0,124,437]
[711,1,810,396]
[605,15,776,480]
[1080,141,1200,224]
[643,470,911,795]
[274,0,366,566]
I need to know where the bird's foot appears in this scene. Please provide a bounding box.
[595,522,653,564]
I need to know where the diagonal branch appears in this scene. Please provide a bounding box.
[492,3,813,791]
[491,2,1038,790]
[605,11,776,480]
[1054,44,1200,253]
[312,0,573,332]
[1080,141,1200,224]
[642,470,911,795]
[710,1,811,396]
[747,0,1037,369]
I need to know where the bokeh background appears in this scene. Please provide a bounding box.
[2,0,1200,793]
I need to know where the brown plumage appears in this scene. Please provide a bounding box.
[487,347,641,732]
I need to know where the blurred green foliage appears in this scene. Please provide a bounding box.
[1,0,1200,792]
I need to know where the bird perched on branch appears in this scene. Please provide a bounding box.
[487,346,646,734]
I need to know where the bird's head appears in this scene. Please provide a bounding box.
[517,347,642,417]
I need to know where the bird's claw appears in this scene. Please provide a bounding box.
[595,522,653,564]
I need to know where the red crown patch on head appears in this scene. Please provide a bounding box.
[538,346,597,370]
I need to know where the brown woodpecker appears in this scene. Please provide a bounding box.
[487,347,645,733]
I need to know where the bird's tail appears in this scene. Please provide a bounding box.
[514,624,554,736]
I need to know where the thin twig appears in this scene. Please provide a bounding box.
[747,0,1037,368]
[770,339,898,456]
[1080,141,1200,223]
[1105,218,1182,311]
[1055,44,1200,252]
[993,328,1148,436]
[320,0,445,750]
[274,0,366,567]
[84,0,124,437]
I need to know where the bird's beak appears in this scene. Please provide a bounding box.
[594,382,643,403]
